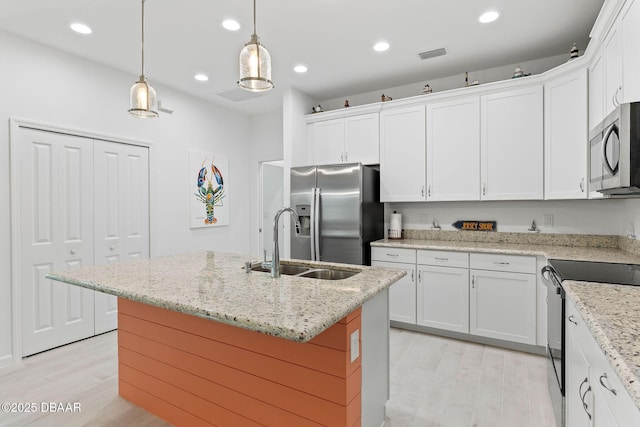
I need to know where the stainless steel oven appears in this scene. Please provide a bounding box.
[541,264,565,427]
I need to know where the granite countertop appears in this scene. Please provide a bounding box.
[563,282,640,410]
[372,238,640,264]
[46,251,405,343]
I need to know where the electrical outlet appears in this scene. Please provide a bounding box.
[544,214,554,227]
[419,213,429,223]
[350,330,360,363]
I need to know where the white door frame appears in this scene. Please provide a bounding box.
[7,117,153,366]
[258,160,284,261]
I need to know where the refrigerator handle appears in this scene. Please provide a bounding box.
[310,188,316,261]
[314,187,321,260]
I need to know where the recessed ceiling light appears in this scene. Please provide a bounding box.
[478,10,501,23]
[294,65,308,73]
[222,19,240,31]
[194,73,209,82]
[373,41,390,52]
[70,22,92,35]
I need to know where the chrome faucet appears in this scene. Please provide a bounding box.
[268,207,301,278]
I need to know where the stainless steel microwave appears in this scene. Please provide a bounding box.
[589,102,640,195]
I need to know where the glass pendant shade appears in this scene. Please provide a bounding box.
[129,75,158,118]
[239,34,273,92]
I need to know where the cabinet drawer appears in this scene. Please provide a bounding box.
[371,247,416,264]
[417,250,469,268]
[469,253,536,274]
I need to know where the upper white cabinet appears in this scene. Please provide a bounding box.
[480,85,544,200]
[622,0,640,104]
[344,113,380,164]
[603,22,623,117]
[380,105,426,202]
[308,112,379,166]
[544,68,588,200]
[426,97,481,201]
[589,53,605,129]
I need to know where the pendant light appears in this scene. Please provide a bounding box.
[128,0,158,118]
[238,0,273,92]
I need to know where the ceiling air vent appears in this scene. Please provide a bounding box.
[418,48,447,60]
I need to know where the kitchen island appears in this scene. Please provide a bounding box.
[46,251,405,427]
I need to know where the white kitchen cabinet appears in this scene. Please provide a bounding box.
[373,260,416,324]
[312,118,345,165]
[566,320,594,427]
[380,105,426,202]
[371,247,417,324]
[589,53,605,130]
[344,113,379,164]
[469,253,537,345]
[310,113,379,165]
[604,22,623,117]
[426,96,480,201]
[480,85,544,200]
[416,250,469,333]
[623,0,640,104]
[565,296,640,427]
[544,68,588,200]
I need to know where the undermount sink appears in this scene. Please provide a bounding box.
[248,262,359,280]
[250,263,310,276]
[296,268,358,280]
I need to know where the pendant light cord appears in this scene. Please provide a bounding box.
[141,0,146,77]
[253,0,257,36]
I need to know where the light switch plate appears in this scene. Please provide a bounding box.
[350,330,359,363]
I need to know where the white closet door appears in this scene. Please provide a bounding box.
[19,128,95,356]
[93,141,149,334]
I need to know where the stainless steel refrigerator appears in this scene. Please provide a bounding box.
[290,163,383,265]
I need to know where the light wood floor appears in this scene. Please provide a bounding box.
[0,328,556,427]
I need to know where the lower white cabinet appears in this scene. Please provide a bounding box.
[416,250,470,333]
[566,297,640,427]
[469,253,537,345]
[373,260,416,323]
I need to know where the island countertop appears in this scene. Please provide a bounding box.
[46,251,406,343]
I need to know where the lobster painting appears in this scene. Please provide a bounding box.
[194,157,225,225]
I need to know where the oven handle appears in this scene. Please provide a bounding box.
[541,265,562,294]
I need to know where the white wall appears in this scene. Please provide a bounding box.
[319,54,567,111]
[0,31,255,364]
[388,198,640,235]
[248,109,284,257]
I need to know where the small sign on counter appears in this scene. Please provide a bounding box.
[452,220,497,232]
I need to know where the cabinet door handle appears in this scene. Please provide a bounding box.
[494,261,510,265]
[579,379,592,421]
[580,178,585,192]
[568,314,578,325]
[386,253,399,257]
[418,271,421,282]
[427,185,431,197]
[599,373,617,395]
[472,276,475,289]
[421,185,425,197]
[482,183,486,196]
[411,270,414,282]
[435,257,449,261]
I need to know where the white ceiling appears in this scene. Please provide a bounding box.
[0,0,605,115]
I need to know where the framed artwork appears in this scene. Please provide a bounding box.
[188,150,229,228]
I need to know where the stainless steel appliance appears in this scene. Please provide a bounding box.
[541,259,640,427]
[290,163,383,265]
[589,102,640,195]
